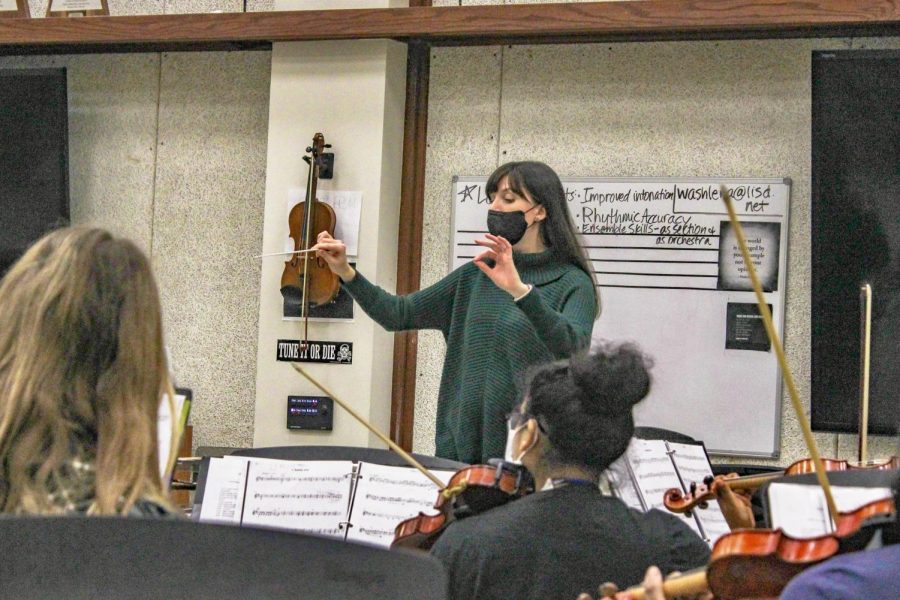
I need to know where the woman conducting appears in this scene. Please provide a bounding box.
[0,227,177,516]
[314,161,599,463]
[429,344,711,600]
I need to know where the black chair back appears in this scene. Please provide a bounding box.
[0,516,448,600]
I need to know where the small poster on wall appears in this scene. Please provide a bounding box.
[725,303,772,352]
[286,189,362,257]
[717,221,781,292]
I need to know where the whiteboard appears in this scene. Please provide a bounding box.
[451,177,791,457]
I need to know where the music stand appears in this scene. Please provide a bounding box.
[759,468,900,529]
[193,445,466,516]
[0,516,447,600]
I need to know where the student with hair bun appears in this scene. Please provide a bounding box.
[430,343,710,600]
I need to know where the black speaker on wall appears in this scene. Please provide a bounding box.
[0,68,70,277]
[811,50,900,435]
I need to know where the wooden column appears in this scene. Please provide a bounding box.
[390,3,431,451]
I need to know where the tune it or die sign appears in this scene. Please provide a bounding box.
[276,339,352,365]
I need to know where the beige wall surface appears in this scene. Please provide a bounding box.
[0,49,270,451]
[415,36,900,466]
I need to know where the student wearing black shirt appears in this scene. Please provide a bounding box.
[430,343,711,600]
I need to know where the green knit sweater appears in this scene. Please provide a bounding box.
[343,251,598,464]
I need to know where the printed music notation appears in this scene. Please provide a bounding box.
[344,463,456,547]
[199,457,459,548]
[254,475,348,484]
[199,458,251,525]
[253,491,343,501]
[367,475,433,488]
[357,527,394,537]
[638,471,676,480]
[674,453,707,463]
[364,494,429,506]
[216,488,240,518]
[251,509,343,518]
[610,439,732,547]
[361,510,402,520]
[630,456,672,467]
[308,528,343,537]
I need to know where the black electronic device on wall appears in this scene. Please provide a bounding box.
[287,396,333,431]
[811,50,900,435]
[0,68,70,277]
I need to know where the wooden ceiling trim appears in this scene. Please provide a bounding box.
[0,1,897,54]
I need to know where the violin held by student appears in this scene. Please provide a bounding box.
[426,343,711,600]
[0,227,178,517]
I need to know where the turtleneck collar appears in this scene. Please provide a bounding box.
[512,249,573,285]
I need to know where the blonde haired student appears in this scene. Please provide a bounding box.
[0,227,177,516]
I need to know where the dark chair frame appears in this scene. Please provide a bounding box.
[0,516,448,600]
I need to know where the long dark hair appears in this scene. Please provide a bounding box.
[521,343,652,476]
[486,161,599,313]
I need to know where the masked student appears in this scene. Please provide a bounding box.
[428,344,711,600]
[0,227,178,517]
[314,161,599,464]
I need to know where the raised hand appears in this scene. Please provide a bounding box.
[473,234,530,298]
[312,231,355,282]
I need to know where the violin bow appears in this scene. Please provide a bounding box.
[719,185,839,524]
[858,283,872,464]
[290,362,446,489]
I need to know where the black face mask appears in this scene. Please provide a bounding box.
[487,205,537,245]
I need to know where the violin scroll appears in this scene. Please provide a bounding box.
[663,455,900,515]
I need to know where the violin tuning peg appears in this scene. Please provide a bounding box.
[689,482,697,494]
[698,501,708,510]
[324,144,332,148]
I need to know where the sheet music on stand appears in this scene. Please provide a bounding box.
[606,438,731,547]
[767,482,893,539]
[198,456,455,547]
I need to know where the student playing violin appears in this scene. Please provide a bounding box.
[314,161,599,464]
[427,343,710,600]
[606,473,899,600]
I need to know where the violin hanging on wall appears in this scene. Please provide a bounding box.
[280,133,340,343]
